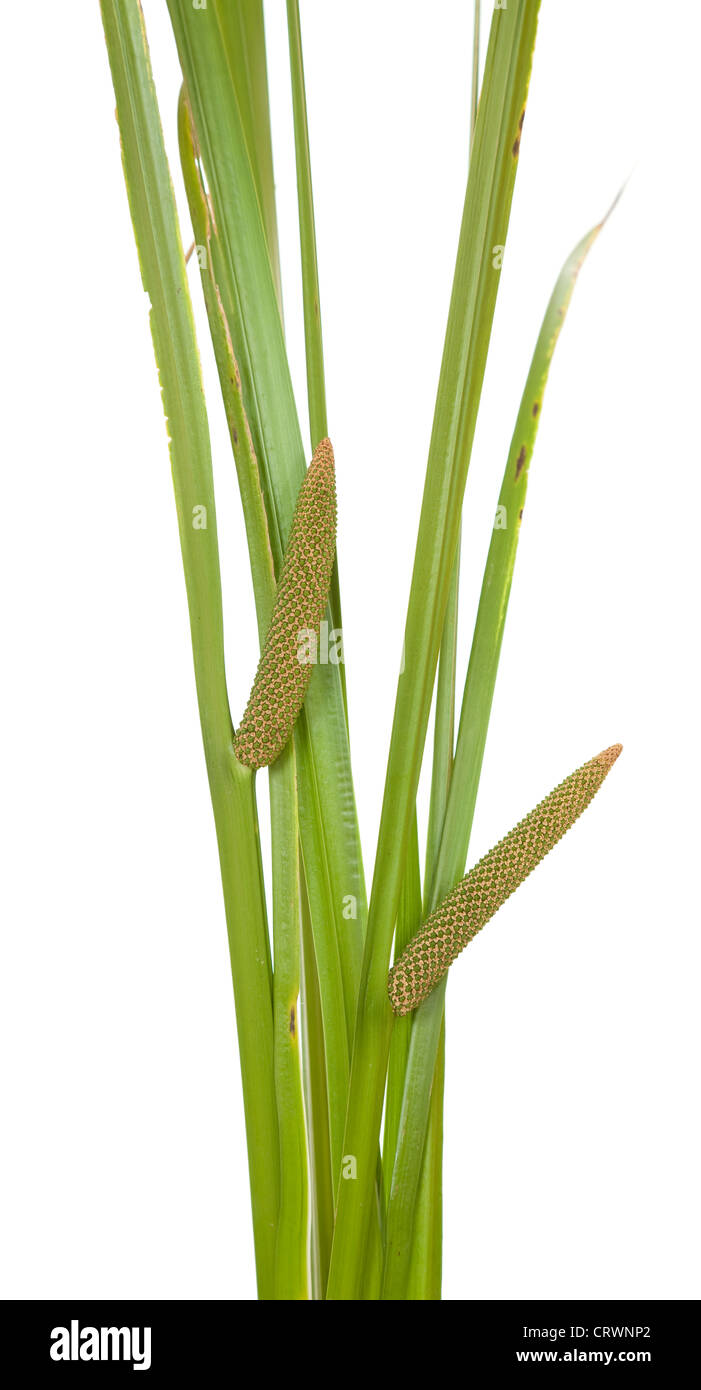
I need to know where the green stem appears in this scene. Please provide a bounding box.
[425,553,460,885]
[299,871,334,1297]
[286,0,327,445]
[270,746,308,1299]
[179,80,347,1224]
[381,209,609,1301]
[326,1,540,1301]
[179,89,308,1297]
[213,755,279,1299]
[381,977,445,1301]
[100,0,279,1295]
[382,810,422,1188]
[405,553,458,1300]
[286,0,347,717]
[407,0,483,1300]
[169,3,367,1178]
[405,1017,445,1300]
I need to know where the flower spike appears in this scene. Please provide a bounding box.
[234,438,337,769]
[388,744,622,1015]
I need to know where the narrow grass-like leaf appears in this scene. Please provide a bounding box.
[327,1,541,1300]
[382,209,615,1300]
[168,0,366,1090]
[299,880,334,1296]
[283,0,355,1276]
[405,1023,445,1300]
[382,810,422,1187]
[270,740,307,1299]
[179,91,309,1297]
[411,2,480,1296]
[177,89,276,632]
[213,0,283,318]
[286,0,346,715]
[425,571,460,883]
[286,0,328,446]
[99,0,279,1296]
[176,60,354,1185]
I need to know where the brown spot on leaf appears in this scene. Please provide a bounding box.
[519,508,524,520]
[289,1006,296,1038]
[515,446,527,479]
[532,402,540,417]
[232,428,239,446]
[512,109,526,157]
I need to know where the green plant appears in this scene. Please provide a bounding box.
[99,0,622,1300]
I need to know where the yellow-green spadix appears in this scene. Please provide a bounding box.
[234,438,337,770]
[388,743,622,1016]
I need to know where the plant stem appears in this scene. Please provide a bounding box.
[100,0,279,1295]
[326,1,541,1300]
[213,755,279,1299]
[178,75,348,1190]
[382,810,422,1187]
[286,0,347,718]
[270,745,308,1299]
[299,874,334,1297]
[408,0,482,1299]
[286,0,327,446]
[381,210,610,1301]
[425,557,460,885]
[179,90,308,1297]
[405,1016,445,1300]
[169,4,367,1177]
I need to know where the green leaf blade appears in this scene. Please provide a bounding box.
[213,0,283,319]
[327,0,541,1300]
[168,0,367,1178]
[100,0,280,1296]
[381,209,616,1301]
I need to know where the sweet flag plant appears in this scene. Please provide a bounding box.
[100,0,622,1300]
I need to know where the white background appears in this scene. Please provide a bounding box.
[1,1,699,1300]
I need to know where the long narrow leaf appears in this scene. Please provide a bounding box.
[270,741,307,1299]
[382,810,422,1186]
[100,0,279,1296]
[327,1,541,1300]
[179,92,309,1297]
[173,26,356,1183]
[410,1,482,1296]
[213,0,283,318]
[168,0,367,1118]
[286,0,347,716]
[382,209,614,1299]
[286,0,328,446]
[299,879,334,1296]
